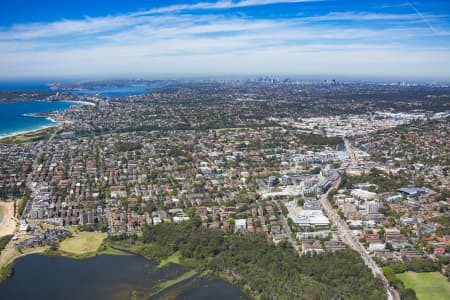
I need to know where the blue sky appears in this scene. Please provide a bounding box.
[0,0,449,80]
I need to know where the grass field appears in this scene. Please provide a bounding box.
[397,272,450,300]
[0,128,53,144]
[59,232,106,255]
[158,252,181,268]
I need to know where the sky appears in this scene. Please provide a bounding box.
[0,0,449,80]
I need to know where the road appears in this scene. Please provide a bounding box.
[318,138,399,300]
[319,179,379,269]
[319,181,398,300]
[274,172,397,299]
[22,129,59,219]
[273,201,300,253]
[272,138,398,299]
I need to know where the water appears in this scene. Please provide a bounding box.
[0,80,51,91]
[72,84,150,97]
[151,278,250,300]
[178,279,249,299]
[0,101,81,137]
[0,254,249,300]
[0,254,166,300]
[71,83,168,97]
[0,81,169,97]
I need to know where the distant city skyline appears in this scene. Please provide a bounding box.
[1,0,449,80]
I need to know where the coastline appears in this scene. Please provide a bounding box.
[0,124,58,140]
[66,100,95,106]
[22,113,59,124]
[0,231,127,284]
[0,100,93,140]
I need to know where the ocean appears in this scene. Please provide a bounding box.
[0,81,168,137]
[0,101,81,137]
[0,80,51,91]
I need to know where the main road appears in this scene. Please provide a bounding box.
[22,129,59,219]
[317,138,399,300]
[272,138,399,299]
[273,200,301,253]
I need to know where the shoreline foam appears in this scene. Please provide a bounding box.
[66,100,95,106]
[0,124,59,139]
[0,100,92,139]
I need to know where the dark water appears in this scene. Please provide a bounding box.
[157,279,251,300]
[0,254,249,300]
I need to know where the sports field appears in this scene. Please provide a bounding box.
[397,272,450,300]
[59,232,106,255]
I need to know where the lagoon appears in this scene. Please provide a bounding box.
[0,254,249,300]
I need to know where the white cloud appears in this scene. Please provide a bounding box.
[135,0,325,15]
[0,15,137,40]
[300,11,434,21]
[2,42,450,79]
[0,0,449,79]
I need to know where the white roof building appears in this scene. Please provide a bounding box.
[351,189,377,201]
[293,210,330,227]
[368,242,386,251]
[173,216,190,223]
[235,219,247,232]
[19,222,29,232]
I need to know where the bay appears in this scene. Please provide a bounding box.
[0,101,81,137]
[0,80,51,91]
[71,83,167,97]
[0,81,168,97]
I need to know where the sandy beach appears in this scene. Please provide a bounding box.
[0,125,58,140]
[0,201,17,237]
[0,100,94,140]
[68,100,96,106]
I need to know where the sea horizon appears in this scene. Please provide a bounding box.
[0,80,52,91]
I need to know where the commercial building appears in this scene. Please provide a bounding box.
[351,189,377,201]
[293,210,330,228]
[397,187,426,198]
[235,219,247,233]
[365,201,380,214]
